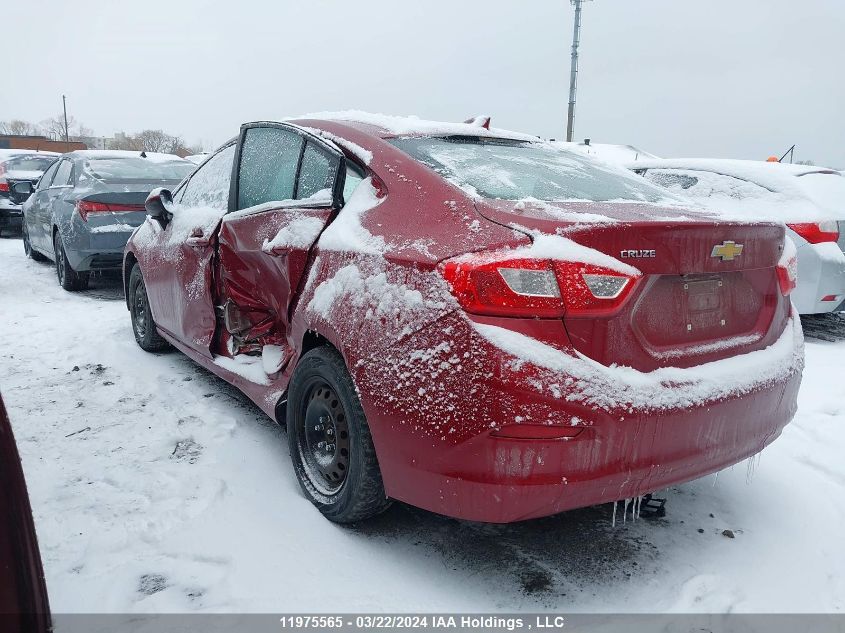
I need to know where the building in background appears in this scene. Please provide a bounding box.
[0,134,86,153]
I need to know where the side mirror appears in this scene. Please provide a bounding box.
[145,187,173,227]
[9,181,34,205]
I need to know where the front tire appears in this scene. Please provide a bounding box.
[53,232,89,291]
[128,263,170,352]
[287,346,391,523]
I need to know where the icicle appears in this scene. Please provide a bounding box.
[712,471,720,487]
[623,498,630,524]
[612,501,617,528]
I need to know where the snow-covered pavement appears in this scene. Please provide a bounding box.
[1,235,844,613]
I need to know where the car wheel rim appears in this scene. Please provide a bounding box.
[297,379,351,496]
[133,282,148,338]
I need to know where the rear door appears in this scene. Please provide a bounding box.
[215,124,342,374]
[25,160,59,251]
[42,159,74,254]
[142,143,237,357]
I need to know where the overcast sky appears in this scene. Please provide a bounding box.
[3,0,843,166]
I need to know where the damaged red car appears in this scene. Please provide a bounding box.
[123,114,804,523]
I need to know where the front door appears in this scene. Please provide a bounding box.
[142,143,237,358]
[213,125,342,375]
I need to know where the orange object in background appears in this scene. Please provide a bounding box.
[767,156,780,162]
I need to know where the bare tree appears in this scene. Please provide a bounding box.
[109,129,191,155]
[0,119,42,136]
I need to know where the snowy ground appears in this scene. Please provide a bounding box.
[1,234,844,614]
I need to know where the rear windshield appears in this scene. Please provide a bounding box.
[82,158,194,182]
[3,155,56,172]
[391,136,675,203]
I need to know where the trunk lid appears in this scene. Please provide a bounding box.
[475,199,789,371]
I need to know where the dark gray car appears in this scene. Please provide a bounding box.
[19,150,194,290]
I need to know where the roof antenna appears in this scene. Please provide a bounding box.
[140,151,147,158]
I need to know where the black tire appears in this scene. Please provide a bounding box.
[128,263,171,352]
[287,346,391,523]
[22,222,47,261]
[53,232,89,291]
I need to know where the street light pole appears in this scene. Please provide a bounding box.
[62,95,70,151]
[566,0,588,142]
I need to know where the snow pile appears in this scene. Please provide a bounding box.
[309,264,428,324]
[473,316,803,411]
[318,177,387,254]
[292,110,541,142]
[212,354,270,385]
[261,215,325,252]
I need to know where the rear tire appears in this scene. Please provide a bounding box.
[53,232,89,291]
[287,346,391,523]
[128,263,171,352]
[23,223,47,261]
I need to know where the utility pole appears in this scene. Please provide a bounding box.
[62,94,70,151]
[566,0,591,142]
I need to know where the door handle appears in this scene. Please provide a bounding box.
[186,236,211,247]
[186,228,211,247]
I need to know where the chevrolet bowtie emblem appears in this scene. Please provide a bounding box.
[711,241,744,261]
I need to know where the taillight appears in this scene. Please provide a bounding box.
[554,262,638,316]
[440,257,566,317]
[776,238,798,296]
[0,181,8,192]
[75,200,144,221]
[787,221,839,244]
[440,254,639,317]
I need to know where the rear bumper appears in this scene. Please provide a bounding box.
[358,313,804,523]
[61,216,137,271]
[384,372,800,523]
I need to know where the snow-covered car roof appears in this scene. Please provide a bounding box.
[287,111,542,143]
[0,148,60,161]
[630,158,845,221]
[552,141,658,165]
[626,158,839,191]
[64,150,190,163]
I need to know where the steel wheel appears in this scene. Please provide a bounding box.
[295,379,351,495]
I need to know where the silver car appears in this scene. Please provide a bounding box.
[629,159,845,315]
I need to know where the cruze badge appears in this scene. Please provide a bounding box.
[620,249,656,258]
[711,241,744,261]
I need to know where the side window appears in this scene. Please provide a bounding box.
[296,141,337,200]
[646,170,699,190]
[237,127,303,210]
[51,160,73,187]
[37,161,60,191]
[342,163,365,204]
[180,144,236,211]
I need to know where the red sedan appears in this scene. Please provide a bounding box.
[123,114,804,523]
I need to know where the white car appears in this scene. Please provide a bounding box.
[629,159,845,315]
